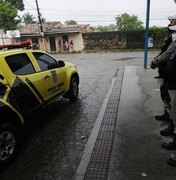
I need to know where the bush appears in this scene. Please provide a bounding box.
[149,26,170,48]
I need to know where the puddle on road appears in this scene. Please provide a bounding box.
[112,57,136,61]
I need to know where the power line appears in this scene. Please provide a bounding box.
[20,10,175,22]
[21,2,174,26]
[23,0,36,11]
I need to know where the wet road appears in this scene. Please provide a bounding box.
[0,52,157,180]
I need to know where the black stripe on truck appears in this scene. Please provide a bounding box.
[25,78,44,102]
[11,77,41,114]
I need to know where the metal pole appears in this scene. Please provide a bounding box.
[35,0,43,33]
[35,0,46,51]
[144,0,150,69]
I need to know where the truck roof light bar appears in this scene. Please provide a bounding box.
[0,41,32,50]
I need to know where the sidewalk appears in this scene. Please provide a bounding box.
[75,65,176,180]
[108,66,176,180]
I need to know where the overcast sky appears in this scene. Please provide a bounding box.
[22,0,176,27]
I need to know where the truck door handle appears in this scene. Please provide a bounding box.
[44,75,50,80]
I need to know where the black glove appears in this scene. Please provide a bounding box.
[160,37,172,52]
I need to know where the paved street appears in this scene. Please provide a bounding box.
[0,51,159,180]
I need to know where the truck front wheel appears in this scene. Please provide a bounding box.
[0,123,20,168]
[64,77,79,101]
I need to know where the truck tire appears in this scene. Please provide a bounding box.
[0,123,20,168]
[67,77,79,101]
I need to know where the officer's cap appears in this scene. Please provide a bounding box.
[168,15,176,20]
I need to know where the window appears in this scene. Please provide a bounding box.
[5,53,35,75]
[33,52,58,71]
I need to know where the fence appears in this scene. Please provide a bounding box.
[83,30,165,50]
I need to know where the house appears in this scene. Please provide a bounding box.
[0,29,20,45]
[19,22,92,53]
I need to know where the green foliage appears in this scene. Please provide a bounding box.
[5,0,24,11]
[98,24,117,32]
[149,26,170,47]
[115,13,144,31]
[0,0,20,29]
[65,20,77,25]
[22,12,36,24]
[98,25,110,32]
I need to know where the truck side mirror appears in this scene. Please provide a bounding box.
[58,60,65,67]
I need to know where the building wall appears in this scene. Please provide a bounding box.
[21,36,46,51]
[68,33,84,52]
[45,33,84,53]
[20,30,148,53]
[45,36,51,52]
[45,35,63,53]
[39,37,46,51]
[83,31,146,50]
[0,35,16,45]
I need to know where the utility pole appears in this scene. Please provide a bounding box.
[35,0,43,34]
[35,0,46,51]
[144,0,150,69]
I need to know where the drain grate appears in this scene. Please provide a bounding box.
[97,131,114,141]
[83,67,124,180]
[94,139,113,151]
[100,124,115,132]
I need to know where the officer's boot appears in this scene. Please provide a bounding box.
[161,134,176,150]
[160,120,174,136]
[167,157,176,166]
[155,110,171,122]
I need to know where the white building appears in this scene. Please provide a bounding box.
[19,22,92,53]
[0,30,20,45]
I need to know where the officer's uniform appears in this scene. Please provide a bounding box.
[153,29,176,137]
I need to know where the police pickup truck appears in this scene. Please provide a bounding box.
[0,42,79,167]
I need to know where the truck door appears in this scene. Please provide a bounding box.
[32,52,66,101]
[4,53,45,113]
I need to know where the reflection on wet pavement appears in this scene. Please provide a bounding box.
[0,52,154,180]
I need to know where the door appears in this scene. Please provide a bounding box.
[32,52,66,100]
[4,53,45,113]
[62,35,69,51]
[49,37,56,51]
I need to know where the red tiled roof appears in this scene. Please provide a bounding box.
[19,21,62,34]
[19,22,92,35]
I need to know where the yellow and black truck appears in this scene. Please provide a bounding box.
[0,42,79,167]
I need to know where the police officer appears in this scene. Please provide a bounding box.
[151,15,176,133]
[161,25,176,166]
[151,25,176,159]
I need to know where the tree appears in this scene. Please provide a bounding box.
[65,20,77,25]
[0,1,20,29]
[115,13,144,31]
[5,0,24,11]
[22,12,36,24]
[98,24,117,32]
[109,24,117,31]
[149,26,169,47]
[98,25,110,32]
